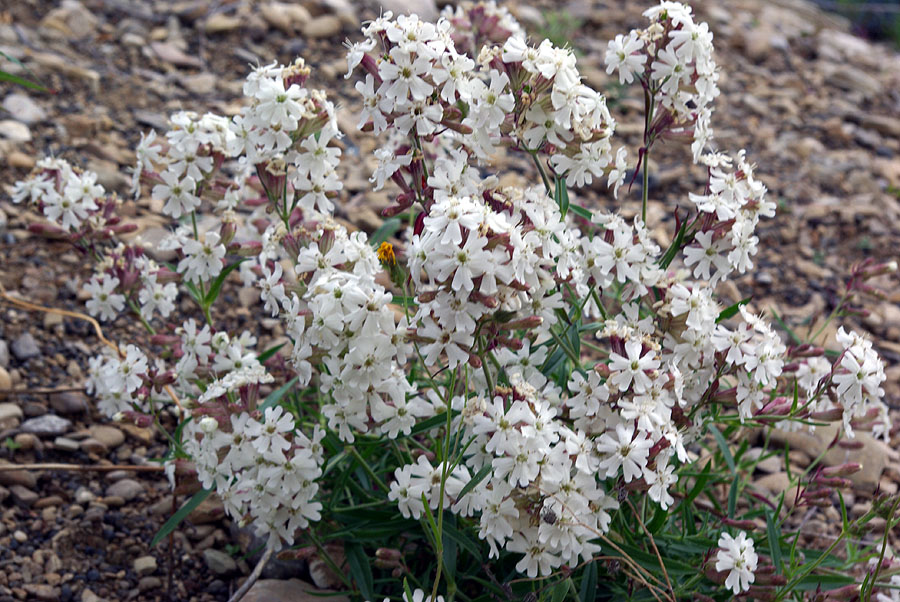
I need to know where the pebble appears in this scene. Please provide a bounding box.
[260,2,311,33]
[49,391,90,414]
[302,15,341,38]
[105,478,143,501]
[89,425,125,448]
[0,339,8,367]
[7,150,36,169]
[75,487,95,504]
[203,548,237,574]
[23,584,58,600]
[14,432,36,450]
[204,12,243,33]
[13,529,27,543]
[0,119,32,142]
[242,579,351,602]
[79,438,108,455]
[379,0,439,21]
[53,436,80,452]
[20,414,72,436]
[0,366,10,398]
[3,93,47,124]
[138,576,163,592]
[40,0,99,39]
[133,555,157,576]
[0,459,36,488]
[11,332,40,360]
[9,484,39,507]
[181,72,217,95]
[0,401,23,425]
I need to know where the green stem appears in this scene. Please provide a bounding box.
[431,369,458,602]
[641,89,656,224]
[863,495,900,601]
[347,446,389,492]
[530,151,552,194]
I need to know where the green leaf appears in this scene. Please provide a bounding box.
[410,412,456,436]
[457,464,491,500]
[568,203,593,221]
[716,297,752,323]
[550,580,569,602]
[683,461,713,506]
[646,503,668,534]
[259,375,299,411]
[710,426,735,473]
[657,219,688,269]
[578,559,597,602]
[370,217,402,246]
[792,573,855,591]
[554,176,570,217]
[257,342,286,363]
[766,510,783,574]
[345,542,375,600]
[727,474,739,519]
[151,487,212,547]
[0,70,50,93]
[771,308,803,345]
[203,258,248,306]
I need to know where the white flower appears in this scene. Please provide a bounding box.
[84,274,125,322]
[715,531,758,594]
[153,170,200,219]
[178,231,226,284]
[605,32,646,84]
[595,423,653,482]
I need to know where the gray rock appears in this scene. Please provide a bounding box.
[203,549,237,575]
[3,93,47,124]
[9,484,39,507]
[106,478,143,501]
[53,436,80,452]
[181,73,217,95]
[302,15,341,38]
[133,555,157,576]
[0,339,9,367]
[242,579,350,602]
[20,414,72,436]
[11,333,40,360]
[0,119,31,142]
[75,487,96,504]
[41,0,99,39]
[49,391,90,414]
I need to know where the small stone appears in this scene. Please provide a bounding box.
[9,484,39,507]
[11,332,40,360]
[138,576,162,592]
[0,119,31,142]
[79,438,107,455]
[0,367,10,398]
[106,478,143,501]
[0,459,36,488]
[0,339,8,367]
[3,93,47,124]
[181,73,217,95]
[119,422,155,445]
[7,151,35,169]
[302,15,341,39]
[43,312,64,329]
[53,436,80,452]
[378,0,438,20]
[20,414,72,436]
[260,2,311,33]
[40,0,99,39]
[133,555,158,576]
[75,487,96,504]
[824,64,883,98]
[242,579,351,602]
[149,42,203,68]
[80,588,104,602]
[0,401,22,426]
[203,549,237,575]
[204,13,243,33]
[23,401,47,416]
[34,495,62,509]
[89,425,125,448]
[13,529,27,543]
[189,493,225,524]
[14,432,36,450]
[23,584,58,601]
[49,391,89,414]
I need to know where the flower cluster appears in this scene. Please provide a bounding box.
[6,1,896,597]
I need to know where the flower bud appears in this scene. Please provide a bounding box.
[721,518,757,531]
[837,439,864,450]
[810,407,843,421]
[199,416,219,434]
[822,462,861,478]
[233,241,263,256]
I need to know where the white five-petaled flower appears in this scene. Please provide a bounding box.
[84,274,125,322]
[715,531,758,594]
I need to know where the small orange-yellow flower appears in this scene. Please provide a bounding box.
[377,241,396,265]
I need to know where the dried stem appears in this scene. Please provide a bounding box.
[227,546,274,602]
[0,463,165,473]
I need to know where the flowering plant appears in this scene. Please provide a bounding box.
[9,1,900,600]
